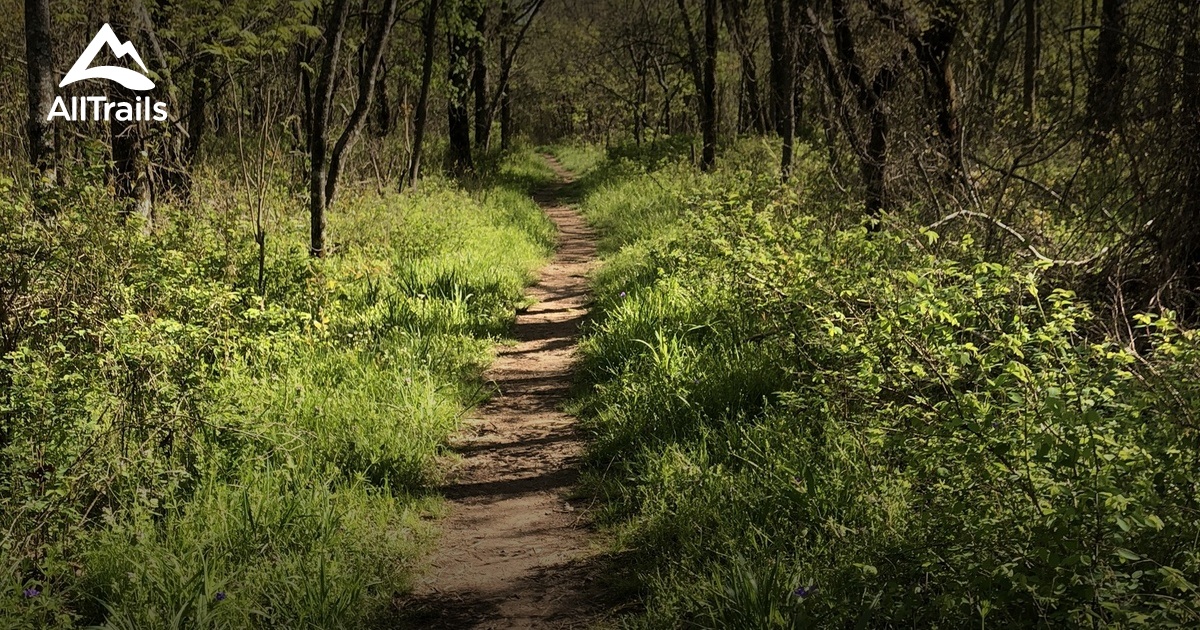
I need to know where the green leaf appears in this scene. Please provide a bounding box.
[1115,548,1141,562]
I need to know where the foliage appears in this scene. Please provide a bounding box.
[0,154,554,628]
[571,142,1200,628]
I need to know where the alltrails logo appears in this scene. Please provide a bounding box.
[48,23,169,122]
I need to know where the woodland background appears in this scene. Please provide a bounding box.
[3,0,1200,627]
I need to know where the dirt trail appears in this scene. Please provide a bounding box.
[397,156,609,628]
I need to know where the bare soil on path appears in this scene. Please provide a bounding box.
[396,157,615,629]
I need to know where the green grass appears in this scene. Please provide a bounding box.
[567,140,1200,628]
[545,142,606,175]
[0,152,555,628]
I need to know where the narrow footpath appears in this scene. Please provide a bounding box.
[398,157,609,628]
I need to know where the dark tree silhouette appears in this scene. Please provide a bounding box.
[23,0,55,186]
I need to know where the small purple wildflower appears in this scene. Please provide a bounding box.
[792,585,816,599]
[619,291,627,298]
[215,591,227,602]
[23,587,40,599]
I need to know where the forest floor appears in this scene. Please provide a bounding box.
[395,157,616,628]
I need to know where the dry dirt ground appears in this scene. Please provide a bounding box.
[395,157,619,629]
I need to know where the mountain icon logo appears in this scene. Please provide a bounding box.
[60,24,155,91]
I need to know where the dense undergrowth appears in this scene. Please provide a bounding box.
[562,139,1200,628]
[0,150,556,628]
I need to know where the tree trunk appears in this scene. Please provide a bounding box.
[1022,0,1038,117]
[488,0,545,152]
[325,0,399,207]
[816,0,900,221]
[132,1,191,197]
[633,55,647,145]
[298,8,322,148]
[185,52,211,166]
[723,0,765,134]
[371,59,392,137]
[473,4,491,151]
[405,0,440,187]
[498,2,512,150]
[111,116,152,223]
[499,89,512,150]
[1155,4,1181,119]
[914,2,963,183]
[1181,12,1200,228]
[300,53,313,146]
[675,0,705,133]
[309,0,352,257]
[1087,0,1127,146]
[978,0,1016,106]
[654,58,675,135]
[448,14,475,175]
[23,0,55,185]
[700,0,718,171]
[779,0,802,180]
[862,67,898,221]
[765,0,787,134]
[108,14,152,223]
[1170,6,1200,290]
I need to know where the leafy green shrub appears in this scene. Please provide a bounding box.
[573,142,1200,628]
[0,152,554,627]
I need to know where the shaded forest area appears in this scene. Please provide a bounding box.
[2,0,1200,626]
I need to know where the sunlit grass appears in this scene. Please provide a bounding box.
[0,152,555,628]
[569,139,1200,628]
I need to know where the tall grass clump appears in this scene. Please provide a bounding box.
[0,153,554,627]
[571,140,1200,628]
[545,142,606,175]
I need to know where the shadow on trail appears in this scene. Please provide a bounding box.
[393,154,633,629]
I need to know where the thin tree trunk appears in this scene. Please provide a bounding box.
[325,0,399,207]
[654,59,677,135]
[779,0,802,180]
[765,0,788,134]
[185,52,211,166]
[1167,4,1200,287]
[498,1,512,150]
[499,89,512,150]
[473,4,491,151]
[133,1,191,196]
[372,59,392,137]
[24,0,55,185]
[309,0,351,257]
[487,0,545,151]
[978,0,1016,106]
[722,0,765,134]
[675,0,705,131]
[300,53,313,146]
[1022,0,1038,117]
[111,102,152,223]
[1087,0,1127,146]
[1181,11,1200,229]
[298,8,322,148]
[1155,3,1181,118]
[818,0,900,221]
[859,64,899,222]
[405,0,440,187]
[108,14,151,223]
[700,0,718,171]
[447,8,476,175]
[633,54,647,145]
[914,1,963,183]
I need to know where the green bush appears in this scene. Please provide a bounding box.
[572,141,1200,628]
[0,153,554,627]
